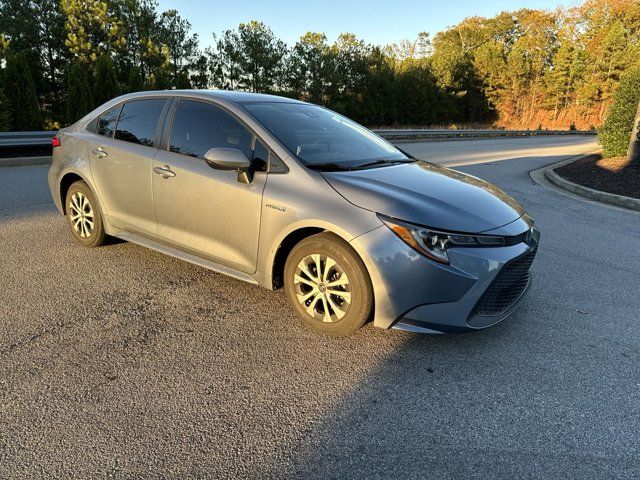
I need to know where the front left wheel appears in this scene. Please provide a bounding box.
[65,180,106,247]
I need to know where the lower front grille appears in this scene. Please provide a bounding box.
[474,248,537,316]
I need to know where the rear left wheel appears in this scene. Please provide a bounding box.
[284,232,373,337]
[65,181,106,247]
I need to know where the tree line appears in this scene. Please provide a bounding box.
[0,0,638,132]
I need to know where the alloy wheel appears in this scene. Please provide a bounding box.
[293,253,352,323]
[69,191,95,238]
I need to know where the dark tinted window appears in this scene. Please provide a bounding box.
[170,100,253,159]
[115,99,165,147]
[252,139,269,172]
[245,103,405,167]
[86,117,98,133]
[95,105,121,138]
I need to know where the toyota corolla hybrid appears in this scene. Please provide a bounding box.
[48,90,540,336]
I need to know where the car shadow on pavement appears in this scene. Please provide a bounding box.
[255,308,635,480]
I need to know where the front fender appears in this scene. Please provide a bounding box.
[259,218,370,288]
[255,168,383,289]
[348,225,398,329]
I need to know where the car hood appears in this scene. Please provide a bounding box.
[321,161,525,233]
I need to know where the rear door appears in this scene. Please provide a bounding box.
[86,98,169,237]
[152,99,268,273]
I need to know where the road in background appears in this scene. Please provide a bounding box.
[1,136,638,479]
[400,135,599,166]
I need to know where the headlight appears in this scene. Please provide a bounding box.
[378,214,507,264]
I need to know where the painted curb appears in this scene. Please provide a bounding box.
[543,154,640,212]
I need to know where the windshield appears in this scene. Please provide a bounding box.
[244,103,409,169]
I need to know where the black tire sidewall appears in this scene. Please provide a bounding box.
[284,232,373,337]
[65,181,105,247]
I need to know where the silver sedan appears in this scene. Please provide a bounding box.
[48,90,539,336]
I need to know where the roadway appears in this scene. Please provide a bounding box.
[1,136,639,479]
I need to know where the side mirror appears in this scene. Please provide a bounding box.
[204,147,253,184]
[204,147,251,170]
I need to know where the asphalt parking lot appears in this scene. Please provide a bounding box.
[1,136,639,479]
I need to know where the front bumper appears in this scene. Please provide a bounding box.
[351,215,540,333]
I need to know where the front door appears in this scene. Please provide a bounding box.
[87,98,167,237]
[152,99,267,274]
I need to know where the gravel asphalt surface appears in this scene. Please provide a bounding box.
[1,136,639,479]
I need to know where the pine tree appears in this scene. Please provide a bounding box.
[174,71,191,89]
[59,0,126,62]
[127,66,144,93]
[65,61,94,125]
[0,86,12,131]
[94,55,119,105]
[3,53,43,130]
[598,67,640,157]
[151,69,172,90]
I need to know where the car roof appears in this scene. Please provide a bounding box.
[117,89,307,105]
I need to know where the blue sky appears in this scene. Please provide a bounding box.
[157,0,581,48]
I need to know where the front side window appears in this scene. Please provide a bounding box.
[170,100,253,160]
[115,99,165,147]
[244,103,408,170]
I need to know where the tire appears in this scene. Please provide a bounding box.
[65,180,106,247]
[284,232,373,337]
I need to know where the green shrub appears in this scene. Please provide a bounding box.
[3,53,42,131]
[599,67,640,157]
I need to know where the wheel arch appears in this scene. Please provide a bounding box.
[268,219,374,289]
[270,227,325,289]
[59,172,87,214]
[58,171,107,228]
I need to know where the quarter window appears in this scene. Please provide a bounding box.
[86,117,98,133]
[170,100,253,159]
[252,138,269,172]
[115,99,165,147]
[96,105,121,138]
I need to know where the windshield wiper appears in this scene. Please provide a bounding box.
[306,163,354,172]
[307,158,415,172]
[352,158,416,170]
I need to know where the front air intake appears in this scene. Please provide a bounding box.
[474,248,537,316]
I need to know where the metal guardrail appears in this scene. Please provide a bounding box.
[0,129,596,150]
[0,131,56,147]
[373,129,597,141]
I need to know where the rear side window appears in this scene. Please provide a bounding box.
[169,100,253,159]
[115,99,165,147]
[96,105,121,138]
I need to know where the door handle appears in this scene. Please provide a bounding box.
[92,147,108,159]
[154,165,176,179]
